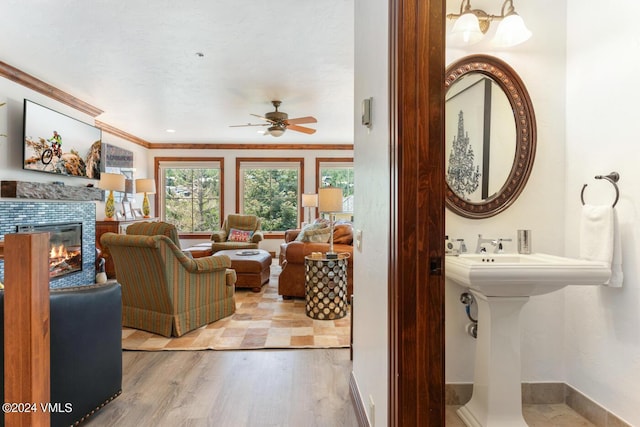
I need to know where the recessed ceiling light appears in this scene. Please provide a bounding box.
[166,129,176,133]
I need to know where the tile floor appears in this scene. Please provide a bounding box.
[446,404,596,426]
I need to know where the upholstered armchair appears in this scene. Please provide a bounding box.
[100,232,237,337]
[126,220,182,246]
[210,214,264,253]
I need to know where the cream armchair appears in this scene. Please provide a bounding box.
[210,214,264,253]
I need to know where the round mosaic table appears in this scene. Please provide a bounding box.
[304,255,348,320]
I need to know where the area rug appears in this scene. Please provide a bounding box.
[121,264,351,351]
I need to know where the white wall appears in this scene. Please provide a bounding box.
[352,0,389,424]
[446,1,640,423]
[564,0,640,424]
[445,0,568,384]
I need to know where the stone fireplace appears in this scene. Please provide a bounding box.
[0,201,96,288]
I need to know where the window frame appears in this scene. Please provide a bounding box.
[236,157,305,234]
[316,157,354,217]
[154,157,224,239]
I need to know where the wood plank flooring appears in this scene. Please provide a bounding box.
[84,348,358,427]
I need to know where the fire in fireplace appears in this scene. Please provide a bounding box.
[17,222,83,279]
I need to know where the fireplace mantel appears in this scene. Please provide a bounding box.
[1,180,104,201]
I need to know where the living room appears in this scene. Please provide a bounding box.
[0,1,366,426]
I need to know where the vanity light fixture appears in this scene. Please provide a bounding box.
[447,0,532,48]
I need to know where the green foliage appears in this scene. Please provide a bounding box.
[243,168,299,231]
[320,167,354,198]
[164,168,220,232]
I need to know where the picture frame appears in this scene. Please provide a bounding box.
[122,201,133,220]
[115,210,125,221]
[132,208,144,219]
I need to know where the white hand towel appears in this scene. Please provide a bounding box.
[579,204,623,287]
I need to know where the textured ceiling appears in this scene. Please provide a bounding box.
[1,0,355,144]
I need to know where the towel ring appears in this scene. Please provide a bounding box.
[580,171,620,208]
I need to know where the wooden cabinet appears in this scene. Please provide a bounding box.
[96,218,158,278]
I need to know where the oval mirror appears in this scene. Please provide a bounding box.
[444,55,536,219]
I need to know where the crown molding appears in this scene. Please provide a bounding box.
[146,142,353,150]
[0,61,103,117]
[94,120,151,148]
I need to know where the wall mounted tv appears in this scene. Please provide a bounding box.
[23,99,102,179]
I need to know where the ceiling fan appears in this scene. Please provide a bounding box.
[230,100,317,137]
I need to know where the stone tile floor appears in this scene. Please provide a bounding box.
[446,404,595,426]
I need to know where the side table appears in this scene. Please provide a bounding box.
[304,255,349,320]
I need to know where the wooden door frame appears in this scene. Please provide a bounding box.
[389,0,445,425]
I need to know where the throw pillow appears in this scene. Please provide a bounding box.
[295,222,328,242]
[228,228,254,242]
[333,224,353,245]
[304,227,332,243]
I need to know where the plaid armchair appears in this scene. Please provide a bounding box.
[210,214,264,253]
[100,232,236,337]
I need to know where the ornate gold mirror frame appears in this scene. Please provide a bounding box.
[444,54,536,219]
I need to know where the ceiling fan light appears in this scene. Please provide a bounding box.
[268,125,285,137]
[449,12,484,46]
[493,14,531,47]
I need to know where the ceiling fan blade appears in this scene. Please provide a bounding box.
[287,124,316,134]
[250,113,277,124]
[229,123,269,128]
[285,116,317,125]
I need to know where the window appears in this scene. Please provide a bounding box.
[317,158,354,214]
[157,159,223,233]
[237,158,304,232]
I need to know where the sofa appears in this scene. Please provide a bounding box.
[1,282,123,427]
[278,222,354,299]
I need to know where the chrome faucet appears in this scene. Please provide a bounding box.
[476,234,513,253]
[495,238,513,253]
[475,234,496,253]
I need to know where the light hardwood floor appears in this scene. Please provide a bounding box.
[85,348,358,427]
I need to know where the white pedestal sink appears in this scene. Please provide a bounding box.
[446,253,611,427]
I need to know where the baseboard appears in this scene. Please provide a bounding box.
[446,382,632,427]
[349,371,370,427]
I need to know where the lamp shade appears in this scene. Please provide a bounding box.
[98,173,126,192]
[302,193,319,208]
[493,13,531,47]
[449,12,484,46]
[318,187,343,213]
[135,178,156,194]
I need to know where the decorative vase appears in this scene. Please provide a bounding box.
[105,190,115,220]
[142,192,150,217]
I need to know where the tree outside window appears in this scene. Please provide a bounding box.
[162,166,221,232]
[318,160,354,213]
[239,159,303,232]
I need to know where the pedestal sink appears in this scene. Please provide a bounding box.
[445,253,611,427]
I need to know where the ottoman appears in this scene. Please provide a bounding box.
[216,249,271,292]
[183,242,214,258]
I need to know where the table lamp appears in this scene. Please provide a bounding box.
[98,173,125,220]
[301,193,318,227]
[135,178,156,218]
[318,186,343,259]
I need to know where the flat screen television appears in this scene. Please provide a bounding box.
[23,99,102,179]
